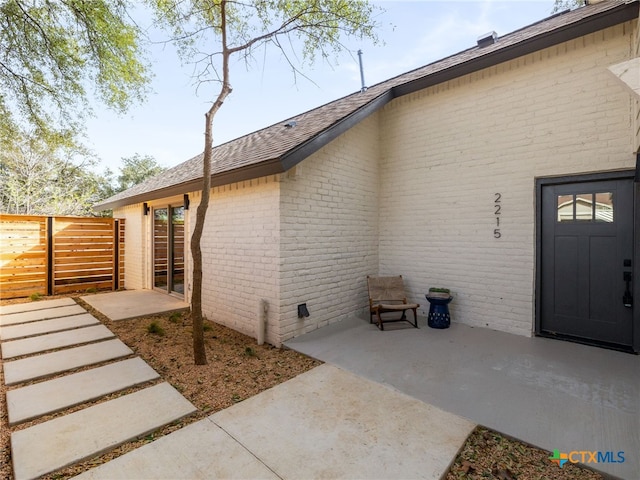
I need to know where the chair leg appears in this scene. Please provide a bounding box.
[411,308,418,328]
[377,310,384,331]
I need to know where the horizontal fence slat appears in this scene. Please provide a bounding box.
[54,280,113,294]
[1,214,125,299]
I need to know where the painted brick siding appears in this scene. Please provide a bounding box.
[190,178,281,345]
[114,203,146,291]
[279,114,380,342]
[378,23,637,336]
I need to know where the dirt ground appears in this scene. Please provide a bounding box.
[0,294,603,479]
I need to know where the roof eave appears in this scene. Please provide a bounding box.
[94,158,284,211]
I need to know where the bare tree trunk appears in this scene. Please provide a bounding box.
[190,0,232,365]
[190,115,211,365]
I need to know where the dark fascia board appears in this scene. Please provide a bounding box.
[95,158,284,211]
[103,0,639,211]
[280,90,395,170]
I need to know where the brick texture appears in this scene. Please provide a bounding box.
[113,203,147,291]
[278,115,380,343]
[189,178,281,345]
[378,23,637,336]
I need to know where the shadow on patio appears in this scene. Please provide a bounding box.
[285,317,639,479]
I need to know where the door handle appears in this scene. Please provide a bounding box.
[623,270,633,308]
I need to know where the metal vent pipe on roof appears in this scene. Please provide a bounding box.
[358,49,367,93]
[477,31,497,48]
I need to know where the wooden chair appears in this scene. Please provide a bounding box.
[367,275,419,331]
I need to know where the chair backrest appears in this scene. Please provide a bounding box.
[367,276,407,303]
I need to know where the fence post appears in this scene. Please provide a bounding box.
[114,219,119,291]
[47,217,53,296]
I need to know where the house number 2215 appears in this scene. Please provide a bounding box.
[494,193,501,239]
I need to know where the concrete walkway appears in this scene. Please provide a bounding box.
[0,299,196,480]
[81,289,189,321]
[285,316,640,480]
[75,364,475,480]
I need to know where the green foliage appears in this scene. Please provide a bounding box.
[552,0,584,13]
[244,346,257,357]
[147,321,166,336]
[0,139,164,215]
[29,292,42,301]
[0,1,150,151]
[0,135,110,215]
[168,312,182,323]
[148,0,380,84]
[117,154,166,192]
[429,287,450,294]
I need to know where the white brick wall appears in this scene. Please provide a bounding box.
[279,115,380,342]
[190,177,282,345]
[116,20,638,345]
[378,23,637,336]
[113,203,147,290]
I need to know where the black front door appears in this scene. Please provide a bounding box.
[540,178,634,347]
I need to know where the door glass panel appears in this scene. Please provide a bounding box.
[594,192,613,223]
[154,208,168,288]
[556,192,615,223]
[575,194,594,222]
[557,195,574,222]
[171,207,185,294]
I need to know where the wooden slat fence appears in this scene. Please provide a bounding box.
[0,214,125,299]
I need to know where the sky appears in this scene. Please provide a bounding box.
[84,1,559,174]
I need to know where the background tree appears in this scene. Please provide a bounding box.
[0,0,150,151]
[0,142,163,216]
[552,0,584,13]
[150,0,379,364]
[116,153,166,192]
[0,135,107,215]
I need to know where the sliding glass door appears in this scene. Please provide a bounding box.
[153,206,185,296]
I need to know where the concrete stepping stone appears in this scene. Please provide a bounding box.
[0,313,100,341]
[0,298,76,315]
[7,357,160,425]
[0,304,86,326]
[11,382,197,480]
[74,417,279,480]
[3,339,133,385]
[1,325,114,359]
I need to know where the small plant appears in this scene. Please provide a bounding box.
[147,321,165,336]
[231,393,242,403]
[203,323,213,332]
[29,292,42,301]
[168,312,181,323]
[244,346,257,357]
[85,287,98,294]
[429,287,450,294]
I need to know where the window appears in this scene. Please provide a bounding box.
[557,193,613,223]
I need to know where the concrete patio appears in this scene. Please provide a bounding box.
[81,289,189,321]
[285,316,640,479]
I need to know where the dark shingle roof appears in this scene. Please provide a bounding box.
[96,0,639,210]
